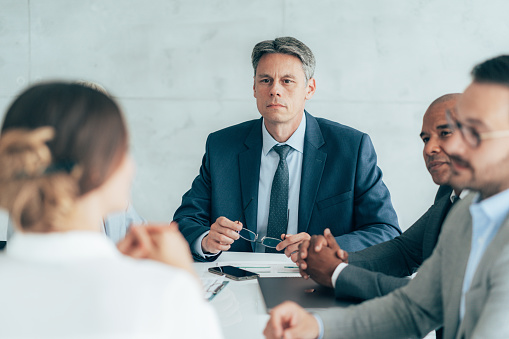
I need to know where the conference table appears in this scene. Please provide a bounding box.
[194,252,437,339]
[194,252,303,339]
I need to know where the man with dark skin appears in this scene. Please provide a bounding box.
[296,94,461,303]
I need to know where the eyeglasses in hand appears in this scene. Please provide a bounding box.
[236,198,282,249]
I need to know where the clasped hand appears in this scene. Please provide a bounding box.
[296,228,349,287]
[117,222,197,279]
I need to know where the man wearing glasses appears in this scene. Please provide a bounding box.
[174,37,401,262]
[264,55,509,338]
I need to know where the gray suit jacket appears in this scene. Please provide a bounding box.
[316,192,509,339]
[335,186,453,300]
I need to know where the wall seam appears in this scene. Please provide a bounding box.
[28,0,31,83]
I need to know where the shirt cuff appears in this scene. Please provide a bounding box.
[312,313,324,339]
[192,231,222,258]
[331,263,349,289]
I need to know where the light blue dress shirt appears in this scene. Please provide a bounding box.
[460,188,509,320]
[254,114,306,252]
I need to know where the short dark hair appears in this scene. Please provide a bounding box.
[471,55,509,87]
[251,37,316,82]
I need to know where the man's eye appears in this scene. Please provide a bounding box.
[421,137,429,144]
[284,79,293,84]
[260,79,270,83]
[440,130,452,137]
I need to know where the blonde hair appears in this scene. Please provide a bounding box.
[0,127,80,231]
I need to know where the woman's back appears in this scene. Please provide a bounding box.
[0,232,222,339]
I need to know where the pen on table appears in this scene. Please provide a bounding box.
[208,281,228,301]
[212,281,227,295]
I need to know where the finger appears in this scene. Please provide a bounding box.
[208,230,237,245]
[298,240,310,260]
[290,251,299,263]
[310,236,327,252]
[210,226,240,242]
[116,230,135,254]
[207,238,231,252]
[284,242,301,258]
[338,249,349,262]
[324,228,340,250]
[264,310,285,339]
[299,267,309,279]
[215,216,243,232]
[127,227,153,258]
[277,232,309,251]
[211,221,241,240]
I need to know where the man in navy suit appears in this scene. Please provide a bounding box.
[174,37,400,262]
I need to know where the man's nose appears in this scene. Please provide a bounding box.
[269,82,282,97]
[424,137,442,156]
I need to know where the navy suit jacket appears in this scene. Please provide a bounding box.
[174,112,401,260]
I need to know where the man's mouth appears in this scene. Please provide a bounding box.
[267,103,285,108]
[427,161,448,171]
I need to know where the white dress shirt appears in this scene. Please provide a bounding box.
[0,232,222,339]
[193,114,306,256]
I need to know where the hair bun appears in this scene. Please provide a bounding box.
[0,127,54,180]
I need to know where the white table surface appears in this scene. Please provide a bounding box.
[194,252,437,339]
[194,252,299,339]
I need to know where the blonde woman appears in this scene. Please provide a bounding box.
[0,82,222,338]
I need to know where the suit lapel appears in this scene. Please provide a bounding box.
[422,193,452,259]
[239,119,262,251]
[457,216,509,338]
[298,112,326,234]
[443,194,475,338]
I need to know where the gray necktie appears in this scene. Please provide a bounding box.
[266,144,291,253]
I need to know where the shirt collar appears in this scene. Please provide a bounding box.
[469,188,509,226]
[450,189,471,203]
[262,113,306,156]
[5,231,121,263]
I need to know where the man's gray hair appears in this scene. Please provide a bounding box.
[251,37,316,82]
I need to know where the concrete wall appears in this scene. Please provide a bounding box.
[1,0,509,239]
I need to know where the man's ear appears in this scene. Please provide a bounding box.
[305,78,316,100]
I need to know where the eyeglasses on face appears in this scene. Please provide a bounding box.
[445,109,509,148]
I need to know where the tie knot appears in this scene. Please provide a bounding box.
[272,144,291,160]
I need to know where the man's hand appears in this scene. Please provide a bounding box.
[201,216,242,254]
[297,228,349,287]
[117,222,196,278]
[276,232,311,262]
[263,301,320,339]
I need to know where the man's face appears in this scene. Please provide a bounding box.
[443,82,509,198]
[420,99,457,186]
[253,53,316,130]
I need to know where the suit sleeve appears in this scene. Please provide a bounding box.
[334,265,411,301]
[347,203,432,276]
[173,135,221,262]
[315,226,446,339]
[334,134,401,252]
[334,190,449,300]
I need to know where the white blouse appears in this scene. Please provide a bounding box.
[0,231,223,339]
